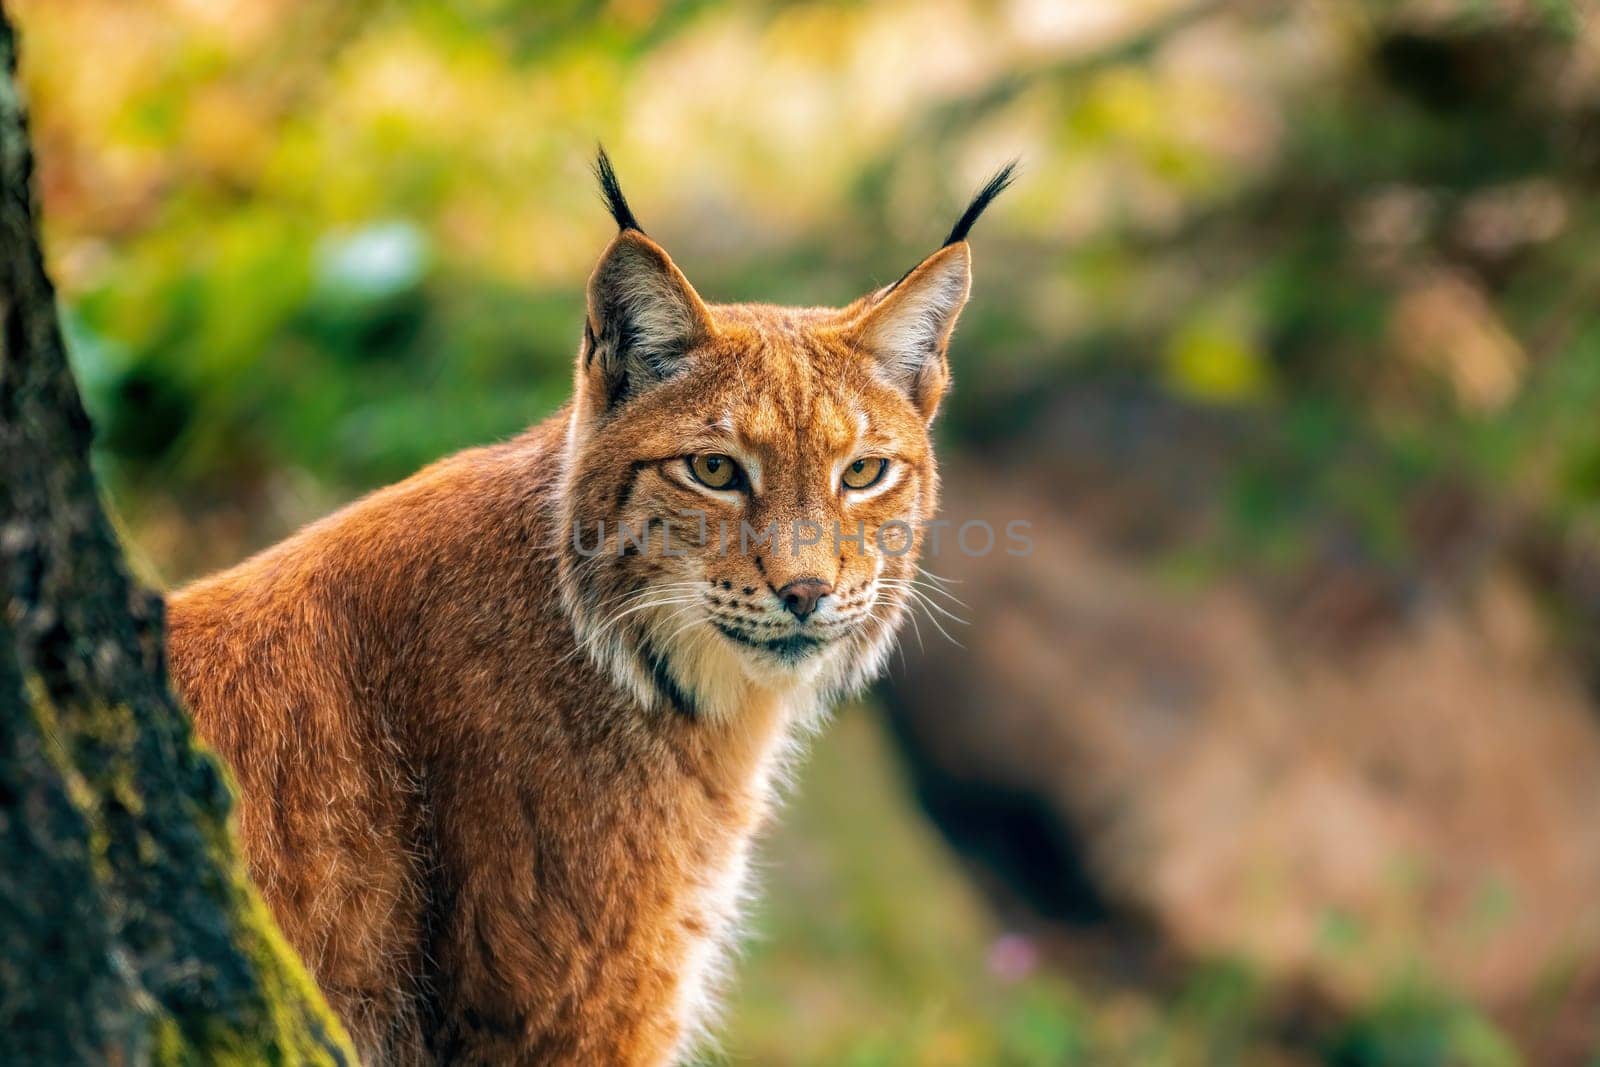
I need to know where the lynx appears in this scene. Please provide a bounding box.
[166,151,1012,1065]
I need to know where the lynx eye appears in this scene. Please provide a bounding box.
[842,457,888,490]
[687,453,742,491]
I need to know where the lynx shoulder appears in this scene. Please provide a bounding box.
[167,151,1012,1065]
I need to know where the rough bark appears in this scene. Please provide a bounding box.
[0,7,355,1063]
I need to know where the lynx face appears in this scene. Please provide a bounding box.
[558,155,1010,721]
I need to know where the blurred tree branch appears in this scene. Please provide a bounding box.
[0,5,353,1062]
[853,0,1232,233]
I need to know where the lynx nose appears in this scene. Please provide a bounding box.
[777,578,832,622]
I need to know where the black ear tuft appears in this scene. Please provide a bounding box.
[594,145,643,233]
[943,160,1018,246]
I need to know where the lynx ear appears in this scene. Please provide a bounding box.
[851,242,971,421]
[851,160,1016,421]
[581,230,713,414]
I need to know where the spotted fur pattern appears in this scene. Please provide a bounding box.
[166,159,1006,1065]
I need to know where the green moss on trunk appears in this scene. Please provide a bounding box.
[0,5,355,1062]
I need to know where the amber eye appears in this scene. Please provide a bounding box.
[842,457,888,490]
[687,453,742,490]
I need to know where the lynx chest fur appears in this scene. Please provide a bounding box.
[166,152,1012,1065]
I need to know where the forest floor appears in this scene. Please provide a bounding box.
[720,706,1318,1067]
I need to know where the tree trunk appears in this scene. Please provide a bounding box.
[0,7,355,1063]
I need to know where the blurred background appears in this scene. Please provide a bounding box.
[13,0,1600,1062]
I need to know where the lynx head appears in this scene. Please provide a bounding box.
[557,150,1012,721]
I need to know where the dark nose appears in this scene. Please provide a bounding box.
[777,578,832,622]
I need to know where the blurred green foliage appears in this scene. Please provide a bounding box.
[13,0,1596,1061]
[19,0,1599,589]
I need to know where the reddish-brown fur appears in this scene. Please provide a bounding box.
[167,166,997,1064]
